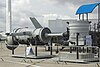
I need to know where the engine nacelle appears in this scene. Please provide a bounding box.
[5,27,69,50]
[6,36,19,50]
[32,27,51,43]
[16,35,31,45]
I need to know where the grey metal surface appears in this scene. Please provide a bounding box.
[69,20,89,46]
[30,17,43,28]
[46,33,63,37]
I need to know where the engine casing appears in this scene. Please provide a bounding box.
[6,36,19,50]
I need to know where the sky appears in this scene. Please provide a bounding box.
[0,0,100,31]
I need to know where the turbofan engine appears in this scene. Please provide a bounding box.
[6,35,19,50]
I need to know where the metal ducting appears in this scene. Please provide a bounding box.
[69,20,89,46]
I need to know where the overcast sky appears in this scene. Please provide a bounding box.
[0,0,100,31]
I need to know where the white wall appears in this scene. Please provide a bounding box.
[48,19,76,33]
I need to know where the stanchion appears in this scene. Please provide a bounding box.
[76,33,79,59]
[35,37,38,57]
[50,38,53,55]
[35,46,37,56]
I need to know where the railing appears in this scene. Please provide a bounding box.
[58,46,99,62]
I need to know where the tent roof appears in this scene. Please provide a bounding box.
[76,3,100,14]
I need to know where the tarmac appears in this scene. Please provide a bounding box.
[0,43,100,67]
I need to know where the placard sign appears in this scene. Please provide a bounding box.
[26,46,34,55]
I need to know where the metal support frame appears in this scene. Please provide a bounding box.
[89,21,92,31]
[82,14,84,21]
[35,46,37,56]
[12,49,14,55]
[94,23,96,32]
[47,46,50,51]
[82,47,85,53]
[56,37,59,54]
[79,14,81,20]
[56,45,59,54]
[87,47,89,53]
[70,47,72,53]
[35,37,38,56]
[76,33,79,59]
[50,38,53,55]
[86,13,88,21]
[25,44,27,59]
